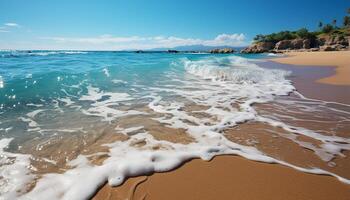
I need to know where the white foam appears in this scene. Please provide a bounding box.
[21,130,350,200]
[111,79,128,84]
[0,76,4,89]
[267,53,283,57]
[58,98,75,107]
[18,117,39,130]
[0,138,34,199]
[28,51,87,56]
[26,109,45,118]
[115,126,144,135]
[103,68,110,77]
[2,55,350,200]
[183,56,291,83]
[80,85,145,121]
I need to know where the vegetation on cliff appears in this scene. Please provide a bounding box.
[241,8,350,53]
[253,8,350,44]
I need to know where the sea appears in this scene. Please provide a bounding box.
[0,50,349,199]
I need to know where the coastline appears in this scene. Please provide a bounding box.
[92,51,350,200]
[259,61,350,104]
[271,51,350,86]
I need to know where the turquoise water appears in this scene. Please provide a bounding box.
[0,51,267,143]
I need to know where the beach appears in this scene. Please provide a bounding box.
[1,1,350,199]
[94,156,350,200]
[0,51,349,199]
[92,51,350,200]
[272,51,350,86]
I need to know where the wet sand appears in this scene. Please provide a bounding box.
[259,61,350,104]
[92,53,350,200]
[271,51,350,86]
[93,156,350,200]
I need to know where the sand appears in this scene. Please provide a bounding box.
[93,156,350,200]
[259,61,350,103]
[272,51,350,86]
[91,51,350,200]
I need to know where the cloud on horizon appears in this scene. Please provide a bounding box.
[40,33,247,50]
[0,22,20,33]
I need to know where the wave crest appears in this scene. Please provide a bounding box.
[183,56,291,84]
[0,51,87,58]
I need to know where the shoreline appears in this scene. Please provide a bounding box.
[270,51,350,86]
[92,51,350,200]
[93,156,350,200]
[259,60,350,104]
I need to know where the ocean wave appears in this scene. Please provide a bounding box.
[266,53,284,57]
[0,51,88,58]
[183,56,291,83]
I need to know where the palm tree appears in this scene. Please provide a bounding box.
[318,21,323,29]
[347,8,350,15]
[344,16,350,27]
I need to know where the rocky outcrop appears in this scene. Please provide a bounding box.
[275,40,291,50]
[291,39,304,49]
[325,35,348,46]
[209,48,236,54]
[275,39,310,50]
[240,42,274,53]
[241,35,349,54]
[316,38,326,47]
[320,44,347,51]
[310,48,320,51]
[318,36,349,51]
[303,39,311,49]
[320,45,336,51]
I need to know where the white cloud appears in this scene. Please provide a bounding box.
[0,22,20,33]
[40,33,247,50]
[4,22,19,27]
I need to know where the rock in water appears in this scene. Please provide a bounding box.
[209,48,236,54]
[167,50,179,53]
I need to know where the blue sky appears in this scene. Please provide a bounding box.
[0,0,349,50]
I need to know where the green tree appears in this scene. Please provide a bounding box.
[296,28,309,38]
[322,24,334,33]
[344,16,350,27]
[253,34,265,42]
[296,28,316,40]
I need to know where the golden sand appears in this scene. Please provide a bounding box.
[272,51,350,85]
[93,156,350,200]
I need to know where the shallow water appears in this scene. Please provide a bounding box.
[0,50,349,199]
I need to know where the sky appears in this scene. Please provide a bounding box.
[0,0,349,50]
